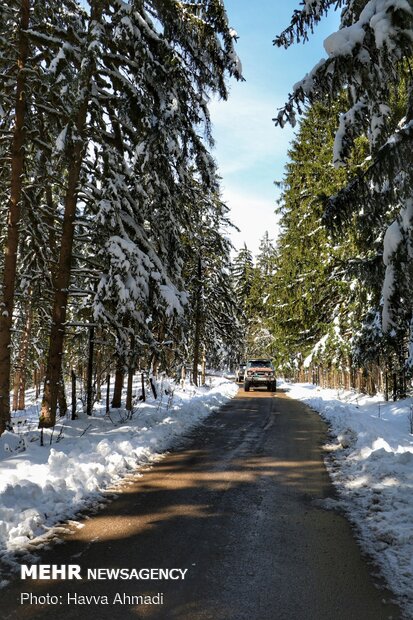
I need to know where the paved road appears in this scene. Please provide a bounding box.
[2,389,402,620]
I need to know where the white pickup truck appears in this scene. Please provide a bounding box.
[244,359,276,392]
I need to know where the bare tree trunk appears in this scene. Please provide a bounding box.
[111,365,124,408]
[34,367,41,400]
[58,363,68,417]
[192,256,203,387]
[0,0,30,433]
[201,346,206,386]
[40,144,86,426]
[15,302,33,411]
[105,373,110,414]
[141,372,146,403]
[95,347,102,401]
[126,367,134,413]
[71,370,77,420]
[86,326,95,416]
[12,373,20,412]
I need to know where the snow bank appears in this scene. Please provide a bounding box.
[0,377,237,585]
[280,379,413,616]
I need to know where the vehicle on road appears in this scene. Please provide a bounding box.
[235,363,246,383]
[244,359,276,392]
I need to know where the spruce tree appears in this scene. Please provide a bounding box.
[232,244,254,310]
[37,0,241,425]
[182,183,241,383]
[0,0,84,432]
[0,0,30,432]
[275,1,413,377]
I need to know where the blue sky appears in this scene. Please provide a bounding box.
[209,1,340,258]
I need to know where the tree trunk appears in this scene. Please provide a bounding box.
[40,142,86,426]
[111,365,124,408]
[192,256,203,387]
[58,363,68,417]
[105,374,110,414]
[71,370,77,420]
[149,377,157,400]
[12,372,20,412]
[95,347,102,401]
[86,325,95,416]
[0,0,30,433]
[141,372,146,403]
[15,301,33,411]
[40,5,102,428]
[201,346,206,385]
[34,365,43,400]
[126,367,134,413]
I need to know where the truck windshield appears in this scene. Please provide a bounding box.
[248,360,272,367]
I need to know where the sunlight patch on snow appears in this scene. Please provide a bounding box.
[345,475,370,489]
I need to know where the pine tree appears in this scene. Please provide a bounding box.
[241,234,277,359]
[0,0,30,432]
[0,0,82,431]
[270,102,351,366]
[0,1,242,429]
[231,244,254,333]
[275,1,413,378]
[182,183,241,383]
[38,0,241,425]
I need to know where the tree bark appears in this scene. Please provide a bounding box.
[126,367,134,413]
[71,370,77,420]
[58,363,68,417]
[192,256,203,387]
[105,373,110,414]
[86,326,95,416]
[201,346,206,386]
[141,372,146,403]
[0,0,30,433]
[14,301,33,411]
[111,364,124,408]
[40,139,86,426]
[12,372,20,412]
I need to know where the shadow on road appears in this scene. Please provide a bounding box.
[2,392,403,620]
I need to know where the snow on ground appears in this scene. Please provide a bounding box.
[280,379,413,617]
[2,372,412,614]
[0,375,238,586]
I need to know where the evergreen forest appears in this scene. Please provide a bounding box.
[2,0,413,436]
[0,0,243,434]
[235,0,413,402]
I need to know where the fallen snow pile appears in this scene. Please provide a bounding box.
[0,376,237,584]
[281,379,413,617]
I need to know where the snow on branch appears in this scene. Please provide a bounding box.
[324,119,413,229]
[275,0,413,134]
[274,0,344,48]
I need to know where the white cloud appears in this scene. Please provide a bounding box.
[209,86,295,178]
[209,79,292,258]
[221,185,281,258]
